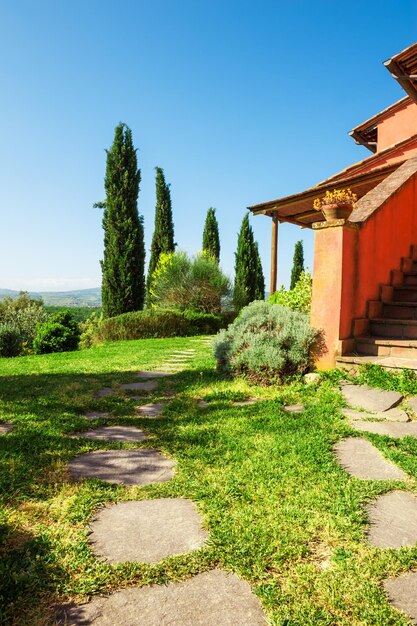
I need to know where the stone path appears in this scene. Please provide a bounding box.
[94,387,114,399]
[136,370,172,379]
[342,407,409,422]
[367,491,417,548]
[72,426,147,442]
[120,381,158,392]
[0,422,13,435]
[333,438,407,480]
[233,398,261,406]
[348,419,417,438]
[135,402,166,418]
[384,573,417,624]
[340,382,403,412]
[68,449,175,486]
[284,404,304,413]
[56,569,267,626]
[89,498,208,563]
[84,411,112,421]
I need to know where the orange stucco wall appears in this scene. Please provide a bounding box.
[311,174,417,368]
[378,101,417,151]
[353,174,417,319]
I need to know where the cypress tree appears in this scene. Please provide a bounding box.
[146,167,175,297]
[99,123,145,318]
[253,241,265,300]
[290,240,304,289]
[202,207,220,262]
[233,214,264,310]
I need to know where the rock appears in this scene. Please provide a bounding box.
[384,572,417,624]
[349,419,417,438]
[120,381,158,392]
[283,405,304,413]
[407,396,417,416]
[135,403,166,418]
[55,569,267,625]
[89,498,208,563]
[303,373,321,384]
[341,407,409,423]
[71,426,147,442]
[0,422,13,435]
[68,449,175,486]
[333,437,407,480]
[367,491,417,548]
[340,383,403,413]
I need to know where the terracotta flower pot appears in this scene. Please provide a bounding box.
[321,202,353,221]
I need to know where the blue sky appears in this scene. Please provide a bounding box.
[1,0,416,292]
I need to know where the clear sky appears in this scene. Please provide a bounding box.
[1,0,416,292]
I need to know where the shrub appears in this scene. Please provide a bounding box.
[269,271,312,313]
[0,323,23,357]
[149,251,231,314]
[182,310,223,335]
[33,310,80,354]
[0,291,48,350]
[79,312,103,349]
[99,309,190,341]
[213,300,323,384]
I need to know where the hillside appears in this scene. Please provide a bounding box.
[0,287,101,307]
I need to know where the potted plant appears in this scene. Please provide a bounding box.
[313,188,357,221]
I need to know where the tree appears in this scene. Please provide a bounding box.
[146,167,175,298]
[99,123,145,318]
[202,207,220,262]
[233,214,265,310]
[290,240,304,290]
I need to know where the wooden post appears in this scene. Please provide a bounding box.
[270,213,278,294]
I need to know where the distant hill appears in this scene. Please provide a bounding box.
[0,288,101,307]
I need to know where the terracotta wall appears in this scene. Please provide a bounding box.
[352,174,417,321]
[378,101,417,151]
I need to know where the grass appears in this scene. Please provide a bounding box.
[1,339,417,625]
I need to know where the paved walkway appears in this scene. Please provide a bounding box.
[61,355,267,624]
[338,381,417,623]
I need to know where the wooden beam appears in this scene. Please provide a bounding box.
[270,214,278,294]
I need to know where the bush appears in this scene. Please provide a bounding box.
[182,310,223,335]
[0,323,23,357]
[213,300,323,384]
[0,291,48,350]
[149,251,231,314]
[79,312,103,349]
[99,309,190,341]
[269,271,312,313]
[33,310,80,354]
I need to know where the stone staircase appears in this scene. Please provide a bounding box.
[337,245,417,373]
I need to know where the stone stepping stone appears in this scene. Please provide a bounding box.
[384,572,417,624]
[284,404,304,413]
[342,407,409,422]
[55,569,267,625]
[94,387,114,399]
[407,396,417,415]
[68,449,175,486]
[233,398,260,406]
[340,382,403,413]
[197,400,210,407]
[120,381,158,392]
[72,426,147,443]
[349,419,417,439]
[136,370,172,379]
[84,411,112,421]
[367,491,417,548]
[89,498,208,564]
[0,422,13,435]
[171,350,195,354]
[334,438,407,480]
[135,403,166,418]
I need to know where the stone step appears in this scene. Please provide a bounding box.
[393,285,417,302]
[370,318,417,339]
[403,272,417,286]
[336,354,417,375]
[382,301,417,320]
[355,336,417,358]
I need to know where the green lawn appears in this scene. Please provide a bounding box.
[1,338,417,625]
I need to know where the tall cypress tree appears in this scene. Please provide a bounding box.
[290,240,304,289]
[202,207,220,262]
[146,167,175,297]
[233,214,264,310]
[99,123,145,318]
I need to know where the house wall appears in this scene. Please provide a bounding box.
[353,174,417,319]
[378,101,417,151]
